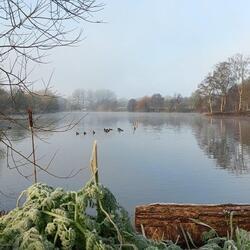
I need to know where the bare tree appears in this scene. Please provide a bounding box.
[94,89,117,111]
[244,79,250,110]
[0,0,103,93]
[213,61,235,112]
[71,89,86,110]
[127,98,137,112]
[198,73,216,114]
[229,54,250,112]
[72,89,118,111]
[0,0,103,181]
[150,93,164,112]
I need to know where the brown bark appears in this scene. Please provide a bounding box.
[238,85,243,112]
[135,203,250,247]
[27,109,37,183]
[220,96,224,113]
[208,96,213,114]
[223,95,227,111]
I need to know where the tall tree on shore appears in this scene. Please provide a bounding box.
[150,93,164,112]
[243,79,250,110]
[198,73,216,114]
[229,54,250,112]
[127,99,137,112]
[136,96,151,112]
[72,89,86,110]
[213,61,235,112]
[95,89,117,111]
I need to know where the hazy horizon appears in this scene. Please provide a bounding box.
[37,0,250,99]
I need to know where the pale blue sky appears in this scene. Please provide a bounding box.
[42,0,250,98]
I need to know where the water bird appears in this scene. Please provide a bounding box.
[76,132,79,135]
[93,130,96,135]
[104,128,109,133]
[83,132,87,135]
[117,128,124,132]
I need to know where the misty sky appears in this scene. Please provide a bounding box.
[41,0,250,99]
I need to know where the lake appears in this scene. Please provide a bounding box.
[1,112,250,216]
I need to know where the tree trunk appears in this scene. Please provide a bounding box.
[220,96,224,113]
[223,95,227,112]
[135,203,250,247]
[238,85,243,112]
[208,96,213,114]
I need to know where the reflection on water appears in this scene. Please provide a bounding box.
[193,117,250,175]
[1,112,250,214]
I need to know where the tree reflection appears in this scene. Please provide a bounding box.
[193,117,250,175]
[128,114,166,132]
[128,113,197,132]
[2,112,250,177]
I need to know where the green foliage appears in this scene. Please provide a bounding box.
[0,181,178,249]
[200,228,250,250]
[202,229,218,243]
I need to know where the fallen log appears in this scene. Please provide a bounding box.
[135,203,250,246]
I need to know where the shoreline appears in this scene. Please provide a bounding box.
[204,111,250,117]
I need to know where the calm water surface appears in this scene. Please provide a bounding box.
[1,112,250,215]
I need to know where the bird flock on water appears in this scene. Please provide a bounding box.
[75,121,139,136]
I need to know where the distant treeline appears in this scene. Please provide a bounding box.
[1,53,250,114]
[127,94,195,112]
[67,89,127,111]
[68,89,195,112]
[0,88,62,114]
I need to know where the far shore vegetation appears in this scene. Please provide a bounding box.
[1,53,250,115]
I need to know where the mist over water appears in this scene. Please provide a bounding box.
[1,112,250,215]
